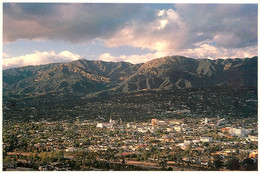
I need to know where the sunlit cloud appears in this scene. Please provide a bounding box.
[3,50,81,69]
[99,52,166,64]
[99,44,257,64]
[3,52,11,58]
[105,8,188,53]
[175,44,257,60]
[3,3,258,68]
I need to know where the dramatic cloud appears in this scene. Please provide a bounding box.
[105,4,257,51]
[3,3,145,43]
[99,52,166,64]
[3,50,81,69]
[3,52,11,59]
[5,4,257,49]
[99,44,257,64]
[3,3,258,68]
[105,8,188,52]
[174,4,258,49]
[176,44,257,60]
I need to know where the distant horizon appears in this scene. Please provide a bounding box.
[3,3,257,69]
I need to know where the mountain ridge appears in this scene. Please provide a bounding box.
[3,55,257,98]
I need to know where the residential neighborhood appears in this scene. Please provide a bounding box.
[2,2,258,172]
[3,116,258,171]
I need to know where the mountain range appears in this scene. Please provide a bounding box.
[3,55,257,98]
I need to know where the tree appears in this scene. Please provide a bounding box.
[241,158,257,171]
[168,167,173,171]
[159,159,167,170]
[41,152,49,164]
[3,156,12,165]
[74,140,80,147]
[142,150,150,161]
[49,151,56,162]
[32,150,39,163]
[226,157,240,170]
[83,139,90,145]
[65,160,76,170]
[238,152,248,161]
[121,157,125,164]
[173,152,182,163]
[28,153,33,164]
[73,151,87,166]
[57,150,64,162]
[213,155,223,170]
[202,142,209,147]
[235,148,239,154]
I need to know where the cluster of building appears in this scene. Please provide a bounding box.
[3,116,258,171]
[94,116,258,161]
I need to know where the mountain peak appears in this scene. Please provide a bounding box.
[3,56,257,96]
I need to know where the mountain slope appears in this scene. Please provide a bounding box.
[3,59,142,97]
[115,56,257,92]
[3,56,257,98]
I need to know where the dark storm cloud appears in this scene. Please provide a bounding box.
[11,3,56,16]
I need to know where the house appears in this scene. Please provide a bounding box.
[96,123,104,128]
[65,147,77,152]
[137,128,148,133]
[166,128,173,132]
[193,147,205,153]
[158,120,167,126]
[192,139,200,144]
[39,165,53,171]
[178,142,190,150]
[249,150,258,158]
[221,127,230,133]
[169,119,183,125]
[174,125,182,132]
[15,167,34,171]
[96,122,113,128]
[247,135,258,142]
[151,119,158,126]
[201,160,209,166]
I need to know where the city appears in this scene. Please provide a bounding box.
[2,2,258,172]
[3,115,258,171]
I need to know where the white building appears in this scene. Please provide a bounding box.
[96,123,104,128]
[200,136,213,143]
[166,128,173,132]
[158,120,168,126]
[96,117,116,128]
[96,122,113,128]
[137,128,148,133]
[201,118,208,124]
[174,125,182,132]
[229,127,246,137]
[204,118,208,124]
[109,117,116,124]
[192,139,200,144]
[66,147,77,152]
[165,133,175,139]
[181,124,189,131]
[247,135,258,142]
[169,119,183,125]
[173,109,190,114]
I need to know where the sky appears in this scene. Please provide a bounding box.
[2,3,258,69]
